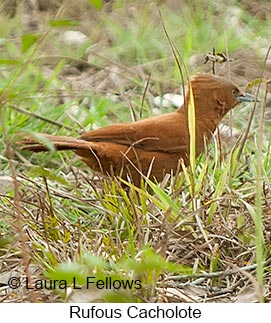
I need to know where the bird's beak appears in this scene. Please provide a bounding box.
[236,93,259,102]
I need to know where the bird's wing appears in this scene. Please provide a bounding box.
[79,112,188,153]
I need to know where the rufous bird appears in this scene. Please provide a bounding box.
[21,73,256,186]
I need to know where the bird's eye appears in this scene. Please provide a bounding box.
[232,88,239,96]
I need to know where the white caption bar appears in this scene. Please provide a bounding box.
[1,303,268,323]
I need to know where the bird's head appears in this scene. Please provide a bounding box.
[187,73,258,121]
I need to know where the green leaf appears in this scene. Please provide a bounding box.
[145,178,180,218]
[187,79,196,176]
[246,78,263,91]
[46,262,86,285]
[21,34,38,53]
[120,248,192,274]
[28,167,71,187]
[82,253,108,270]
[23,131,56,152]
[119,178,180,220]
[88,0,103,10]
[48,19,81,27]
[0,58,20,65]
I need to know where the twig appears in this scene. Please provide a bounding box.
[8,104,73,131]
[165,263,260,281]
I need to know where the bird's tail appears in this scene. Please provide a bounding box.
[21,134,91,152]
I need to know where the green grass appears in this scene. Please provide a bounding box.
[0,0,270,302]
